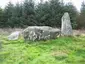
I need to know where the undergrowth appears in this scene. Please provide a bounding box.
[0,36,85,64]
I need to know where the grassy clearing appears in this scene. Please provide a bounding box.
[0,36,85,64]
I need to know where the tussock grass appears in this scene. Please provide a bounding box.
[0,36,85,64]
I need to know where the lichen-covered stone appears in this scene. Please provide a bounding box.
[61,12,73,36]
[22,26,60,41]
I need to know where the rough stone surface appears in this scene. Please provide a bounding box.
[8,31,21,40]
[61,12,73,36]
[22,26,60,41]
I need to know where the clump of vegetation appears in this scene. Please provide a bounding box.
[0,35,85,64]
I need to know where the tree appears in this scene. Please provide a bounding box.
[81,2,85,14]
[0,0,78,28]
[11,2,23,27]
[77,1,85,28]
[35,0,64,27]
[4,2,14,27]
[0,8,4,27]
[35,1,50,26]
[22,0,36,27]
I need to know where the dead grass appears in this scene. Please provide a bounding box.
[0,28,85,36]
[0,28,23,35]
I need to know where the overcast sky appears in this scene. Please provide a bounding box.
[0,0,84,11]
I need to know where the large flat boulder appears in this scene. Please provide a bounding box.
[22,26,60,41]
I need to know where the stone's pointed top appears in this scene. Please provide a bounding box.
[63,12,70,19]
[64,12,69,15]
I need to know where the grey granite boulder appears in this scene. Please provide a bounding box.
[8,31,21,40]
[61,12,73,36]
[22,26,60,41]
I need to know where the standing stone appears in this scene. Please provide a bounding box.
[61,12,73,36]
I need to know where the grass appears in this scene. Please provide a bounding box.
[0,35,85,64]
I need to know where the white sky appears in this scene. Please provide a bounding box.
[0,0,84,11]
[63,0,84,11]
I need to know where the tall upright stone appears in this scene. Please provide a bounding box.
[61,12,73,36]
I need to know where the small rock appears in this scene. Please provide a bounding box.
[8,31,21,40]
